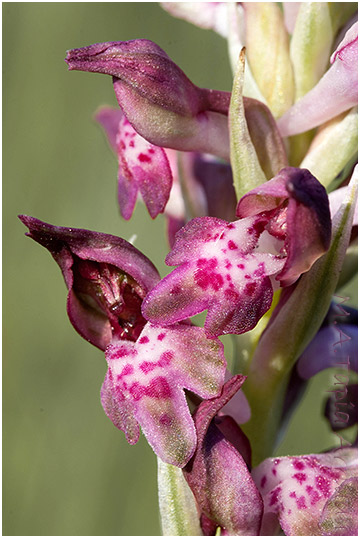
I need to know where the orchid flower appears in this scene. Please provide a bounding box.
[278,22,358,136]
[142,167,331,337]
[19,216,226,467]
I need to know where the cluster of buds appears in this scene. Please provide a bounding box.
[21,3,357,536]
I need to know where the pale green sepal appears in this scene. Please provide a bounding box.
[229,48,266,200]
[157,457,203,536]
[242,167,358,465]
[226,3,267,104]
[300,107,358,188]
[243,2,294,118]
[290,3,333,100]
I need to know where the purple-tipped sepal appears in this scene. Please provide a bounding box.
[183,375,264,536]
[236,167,331,286]
[19,215,160,349]
[66,40,230,159]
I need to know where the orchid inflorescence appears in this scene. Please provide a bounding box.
[20,3,358,536]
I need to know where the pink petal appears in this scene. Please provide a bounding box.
[116,117,172,219]
[95,106,123,152]
[104,323,226,466]
[252,448,358,535]
[278,23,358,136]
[142,216,285,337]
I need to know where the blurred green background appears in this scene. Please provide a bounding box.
[3,3,357,536]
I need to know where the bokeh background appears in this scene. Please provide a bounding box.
[3,3,357,536]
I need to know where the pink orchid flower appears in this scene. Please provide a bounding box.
[278,22,358,136]
[19,216,226,467]
[142,167,331,337]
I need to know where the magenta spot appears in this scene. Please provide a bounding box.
[226,274,231,281]
[305,456,319,469]
[120,140,126,150]
[292,472,307,485]
[269,486,281,507]
[228,240,238,250]
[148,148,155,154]
[274,459,280,465]
[306,485,321,505]
[114,347,130,358]
[129,382,145,401]
[195,258,224,291]
[139,336,149,344]
[290,491,296,498]
[320,465,341,480]
[159,413,173,426]
[224,288,239,301]
[114,385,125,400]
[244,274,251,279]
[138,153,151,163]
[272,468,277,476]
[254,262,265,277]
[293,459,305,470]
[296,496,307,510]
[315,475,331,497]
[157,333,166,341]
[227,223,235,230]
[129,140,135,147]
[139,361,157,374]
[260,475,267,488]
[245,282,257,296]
[159,351,174,367]
[170,285,181,295]
[237,263,245,270]
[146,377,171,399]
[225,260,232,269]
[117,364,134,379]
